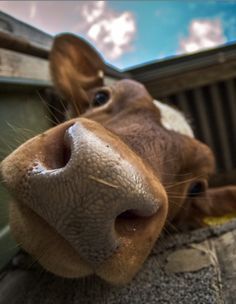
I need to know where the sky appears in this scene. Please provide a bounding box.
[0,1,236,69]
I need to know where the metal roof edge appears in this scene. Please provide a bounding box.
[126,42,236,81]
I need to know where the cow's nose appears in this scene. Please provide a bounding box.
[10,119,161,265]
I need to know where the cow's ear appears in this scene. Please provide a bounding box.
[174,185,236,230]
[50,33,105,115]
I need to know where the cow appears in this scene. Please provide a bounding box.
[1,34,236,285]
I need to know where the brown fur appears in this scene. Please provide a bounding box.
[1,33,236,285]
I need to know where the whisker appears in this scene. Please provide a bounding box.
[0,138,15,154]
[2,121,36,147]
[164,174,205,189]
[57,95,68,114]
[167,194,208,199]
[40,93,66,118]
[70,93,81,116]
[162,225,180,243]
[161,172,192,177]
[44,114,58,126]
[0,148,13,157]
[27,254,43,271]
[166,221,181,234]
[37,91,61,125]
[168,199,189,212]
[88,175,119,189]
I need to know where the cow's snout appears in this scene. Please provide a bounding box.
[1,118,166,267]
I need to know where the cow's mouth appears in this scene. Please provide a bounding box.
[9,198,165,285]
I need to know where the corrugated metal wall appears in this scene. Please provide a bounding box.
[161,78,236,176]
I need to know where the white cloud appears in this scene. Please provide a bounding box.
[76,2,136,60]
[0,1,136,62]
[179,18,226,54]
[80,1,105,24]
[87,12,135,59]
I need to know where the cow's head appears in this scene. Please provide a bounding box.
[0,34,215,285]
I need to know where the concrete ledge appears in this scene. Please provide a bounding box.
[1,220,236,304]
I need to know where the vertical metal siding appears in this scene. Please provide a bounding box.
[224,79,236,168]
[165,78,236,174]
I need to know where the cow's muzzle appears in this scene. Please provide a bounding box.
[1,118,165,267]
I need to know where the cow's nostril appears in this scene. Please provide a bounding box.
[115,208,156,235]
[48,136,72,170]
[41,127,72,170]
[117,209,143,220]
[60,139,72,168]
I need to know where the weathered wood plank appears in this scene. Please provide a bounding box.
[0,30,49,59]
[146,61,236,98]
[0,48,50,82]
[0,48,120,85]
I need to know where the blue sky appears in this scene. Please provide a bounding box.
[112,1,236,68]
[1,1,236,69]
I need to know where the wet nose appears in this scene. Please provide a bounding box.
[4,118,162,265]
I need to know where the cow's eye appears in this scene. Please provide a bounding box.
[92,91,110,107]
[187,181,206,197]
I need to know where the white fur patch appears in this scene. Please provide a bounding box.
[153,99,194,138]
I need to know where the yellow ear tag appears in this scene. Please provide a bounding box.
[203,212,236,226]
